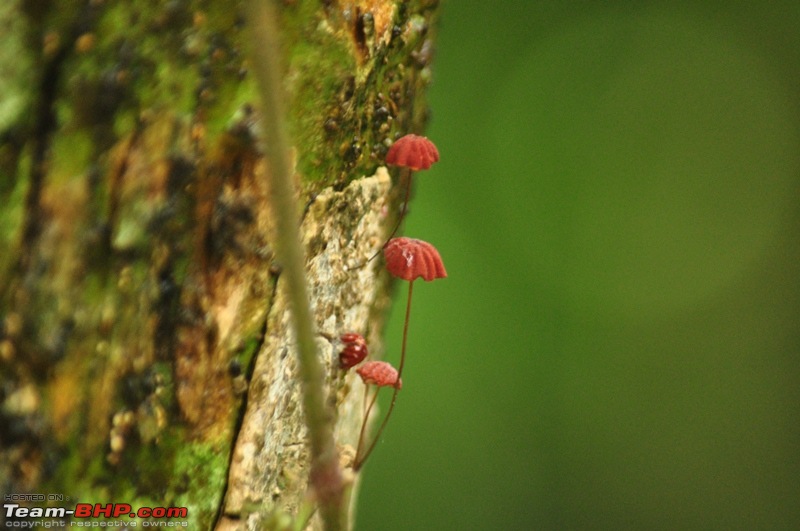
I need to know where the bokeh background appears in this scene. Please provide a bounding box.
[356,2,800,530]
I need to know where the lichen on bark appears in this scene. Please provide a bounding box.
[220,169,393,529]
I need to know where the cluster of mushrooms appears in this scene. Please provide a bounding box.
[338,134,446,471]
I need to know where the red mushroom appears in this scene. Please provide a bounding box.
[354,237,446,471]
[385,134,439,171]
[382,237,446,388]
[383,237,448,282]
[362,134,440,266]
[356,360,402,389]
[353,360,402,470]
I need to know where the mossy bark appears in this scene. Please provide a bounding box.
[0,0,439,529]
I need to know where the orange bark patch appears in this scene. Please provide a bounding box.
[338,0,396,63]
[50,369,81,443]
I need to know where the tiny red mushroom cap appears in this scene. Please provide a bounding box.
[339,333,369,370]
[357,361,402,389]
[385,134,439,171]
[383,237,447,282]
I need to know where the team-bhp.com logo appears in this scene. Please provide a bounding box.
[4,502,188,528]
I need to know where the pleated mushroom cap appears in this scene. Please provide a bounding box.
[385,134,439,171]
[383,237,447,282]
[357,361,402,389]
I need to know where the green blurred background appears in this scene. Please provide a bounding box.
[356,2,800,530]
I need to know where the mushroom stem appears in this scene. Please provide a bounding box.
[353,281,414,471]
[396,279,413,382]
[365,169,413,264]
[362,383,370,417]
[354,388,380,466]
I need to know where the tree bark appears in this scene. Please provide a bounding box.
[0,0,439,529]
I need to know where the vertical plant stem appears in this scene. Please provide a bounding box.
[245,1,344,529]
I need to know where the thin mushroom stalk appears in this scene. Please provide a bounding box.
[353,361,402,470]
[364,167,413,264]
[353,281,413,470]
[354,388,380,465]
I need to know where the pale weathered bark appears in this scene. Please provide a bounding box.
[0,0,439,528]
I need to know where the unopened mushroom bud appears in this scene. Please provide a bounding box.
[339,333,369,370]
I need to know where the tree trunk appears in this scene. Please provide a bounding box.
[0,0,439,529]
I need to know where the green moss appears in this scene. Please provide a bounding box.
[137,43,198,115]
[204,72,258,144]
[0,155,27,282]
[60,0,201,145]
[49,430,227,527]
[287,37,355,183]
[113,111,137,139]
[200,1,254,142]
[170,440,230,525]
[48,126,93,184]
[0,1,34,133]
